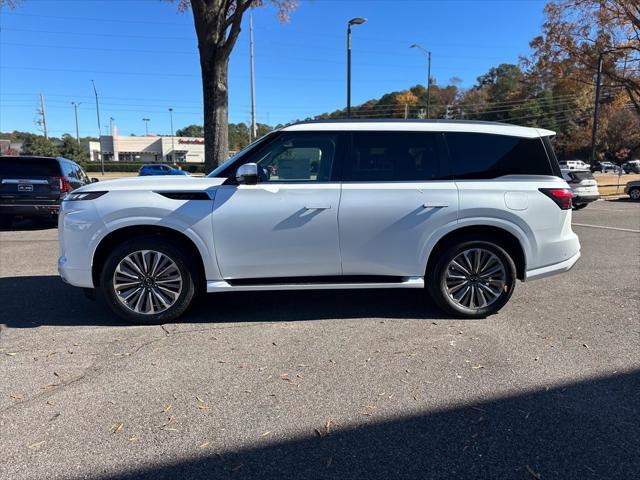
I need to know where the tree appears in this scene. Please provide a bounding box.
[58,134,88,164]
[20,135,58,157]
[171,0,298,170]
[530,0,640,115]
[176,124,204,137]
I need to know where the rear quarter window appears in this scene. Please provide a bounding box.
[0,157,61,177]
[444,133,554,179]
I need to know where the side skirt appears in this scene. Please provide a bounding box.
[206,276,424,293]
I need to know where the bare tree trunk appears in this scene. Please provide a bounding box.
[200,49,229,171]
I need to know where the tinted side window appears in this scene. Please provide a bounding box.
[345,132,443,182]
[445,133,553,179]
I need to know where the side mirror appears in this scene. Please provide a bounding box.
[236,163,259,185]
[91,177,100,183]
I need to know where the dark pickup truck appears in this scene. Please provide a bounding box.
[0,156,95,227]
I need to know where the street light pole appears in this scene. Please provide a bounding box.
[249,13,257,142]
[91,80,104,174]
[142,118,150,136]
[347,17,366,118]
[168,108,175,163]
[72,101,81,145]
[410,44,432,119]
[590,54,604,165]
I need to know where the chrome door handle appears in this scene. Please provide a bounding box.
[422,204,448,208]
[304,205,331,210]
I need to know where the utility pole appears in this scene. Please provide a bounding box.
[410,44,432,119]
[249,13,257,142]
[91,80,104,174]
[590,54,604,165]
[168,108,175,162]
[39,94,48,139]
[142,118,150,136]
[72,102,81,145]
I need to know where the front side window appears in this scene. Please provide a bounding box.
[344,132,443,182]
[249,133,339,183]
[446,133,554,179]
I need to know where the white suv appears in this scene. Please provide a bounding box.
[58,120,581,323]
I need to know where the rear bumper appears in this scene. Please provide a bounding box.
[572,194,599,204]
[0,203,59,216]
[524,250,581,282]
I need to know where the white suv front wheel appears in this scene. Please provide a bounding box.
[428,240,517,318]
[100,237,196,324]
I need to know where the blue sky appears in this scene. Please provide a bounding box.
[0,0,547,137]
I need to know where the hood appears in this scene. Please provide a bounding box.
[77,175,228,193]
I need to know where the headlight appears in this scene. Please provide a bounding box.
[65,191,108,201]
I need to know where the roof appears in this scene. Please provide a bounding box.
[281,119,555,139]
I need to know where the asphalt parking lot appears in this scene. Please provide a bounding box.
[1,199,639,480]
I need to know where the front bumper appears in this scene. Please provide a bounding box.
[58,255,94,288]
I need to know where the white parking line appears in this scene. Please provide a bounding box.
[572,223,640,234]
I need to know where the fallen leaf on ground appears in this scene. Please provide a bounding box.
[260,431,271,437]
[196,396,205,403]
[199,441,209,449]
[325,419,332,435]
[4,352,17,357]
[472,364,485,369]
[128,436,139,442]
[111,423,124,434]
[525,465,541,479]
[46,400,55,406]
[28,441,45,449]
[163,404,172,412]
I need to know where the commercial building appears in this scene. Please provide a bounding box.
[88,134,205,163]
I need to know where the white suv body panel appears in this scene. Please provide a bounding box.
[58,122,581,296]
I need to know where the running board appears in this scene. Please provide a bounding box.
[206,277,424,293]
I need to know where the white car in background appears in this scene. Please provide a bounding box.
[559,159,590,170]
[58,120,581,324]
[561,168,600,210]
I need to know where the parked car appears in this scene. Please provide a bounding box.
[622,160,640,174]
[138,164,189,176]
[58,120,581,323]
[560,159,590,170]
[0,155,95,227]
[591,161,618,173]
[624,180,640,201]
[561,168,599,210]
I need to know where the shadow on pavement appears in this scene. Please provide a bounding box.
[0,217,57,232]
[95,370,640,480]
[0,275,444,328]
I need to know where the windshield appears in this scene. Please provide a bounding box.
[208,132,277,177]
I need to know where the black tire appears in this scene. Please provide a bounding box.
[572,203,588,210]
[99,236,197,324]
[629,187,640,201]
[427,239,517,319]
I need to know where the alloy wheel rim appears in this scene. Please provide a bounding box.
[631,189,640,200]
[112,250,183,315]
[444,248,506,310]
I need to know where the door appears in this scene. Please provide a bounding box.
[338,131,458,277]
[212,131,344,280]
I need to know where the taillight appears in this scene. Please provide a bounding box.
[539,188,573,210]
[51,176,70,193]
